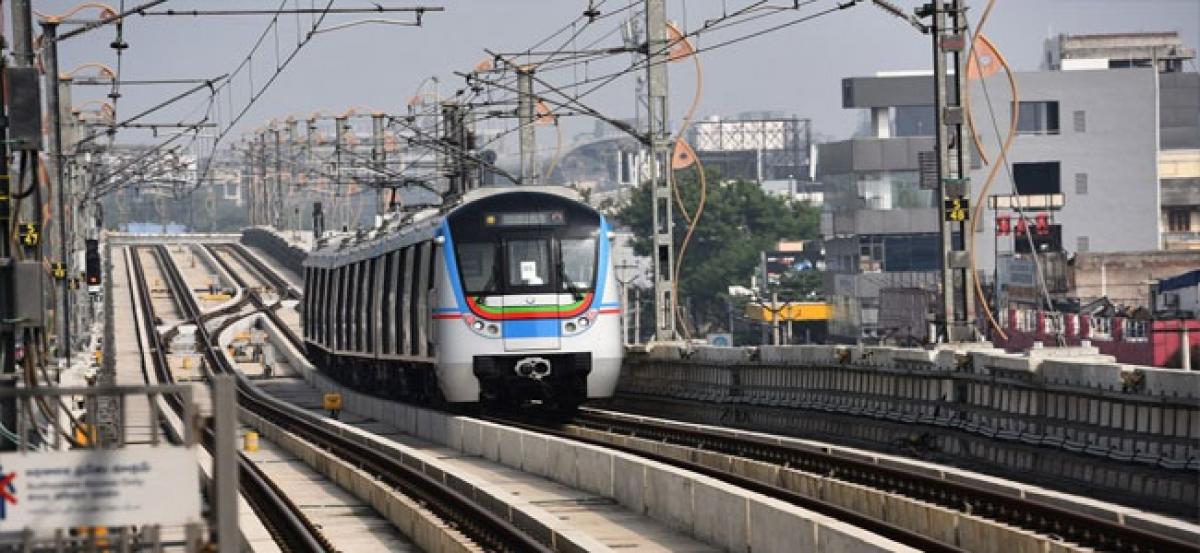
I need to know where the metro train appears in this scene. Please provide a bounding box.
[301,186,623,410]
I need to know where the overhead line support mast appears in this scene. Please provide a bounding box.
[645,0,676,342]
[927,0,976,342]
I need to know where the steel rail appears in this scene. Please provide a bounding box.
[564,408,1200,553]
[206,244,305,352]
[189,244,553,553]
[130,246,332,553]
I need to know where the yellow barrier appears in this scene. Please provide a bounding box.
[243,431,259,452]
[744,302,832,322]
[323,393,343,412]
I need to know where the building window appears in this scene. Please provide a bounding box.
[1073,110,1086,133]
[1077,236,1089,252]
[1074,173,1088,195]
[894,105,935,137]
[878,234,940,272]
[1017,101,1060,135]
[1167,208,1191,232]
[1013,161,1061,195]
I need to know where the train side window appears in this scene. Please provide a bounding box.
[316,268,326,347]
[358,261,369,352]
[316,268,324,346]
[412,242,429,356]
[345,264,355,351]
[302,268,311,337]
[427,243,438,355]
[352,262,361,351]
[381,252,394,355]
[335,266,346,350]
[328,267,336,349]
[345,263,356,351]
[457,242,498,293]
[324,266,333,347]
[559,238,597,291]
[365,258,377,353]
[354,261,362,351]
[399,247,413,355]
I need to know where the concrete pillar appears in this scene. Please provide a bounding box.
[871,107,891,139]
[1183,323,1192,370]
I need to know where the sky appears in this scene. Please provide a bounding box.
[10,0,1200,155]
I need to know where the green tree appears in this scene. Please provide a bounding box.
[614,169,820,336]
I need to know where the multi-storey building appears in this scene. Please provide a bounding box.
[818,31,1197,342]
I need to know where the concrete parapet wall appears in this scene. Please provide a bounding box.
[620,344,1200,476]
[241,227,307,276]
[107,232,242,245]
[239,409,477,553]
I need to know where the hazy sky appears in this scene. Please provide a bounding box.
[14,0,1200,154]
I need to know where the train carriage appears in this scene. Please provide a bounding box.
[302,186,622,409]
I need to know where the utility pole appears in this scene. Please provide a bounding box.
[645,0,676,341]
[41,20,71,364]
[242,141,254,226]
[441,102,475,199]
[286,118,298,229]
[516,67,538,185]
[929,0,975,341]
[257,132,268,227]
[334,116,347,230]
[273,127,283,228]
[2,0,36,448]
[371,113,386,217]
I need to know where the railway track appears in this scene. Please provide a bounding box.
[229,239,1199,552]
[128,246,331,553]
[199,243,553,553]
[498,408,1200,553]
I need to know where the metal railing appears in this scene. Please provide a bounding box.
[0,384,205,552]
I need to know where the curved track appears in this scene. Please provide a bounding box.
[202,243,553,553]
[128,246,331,553]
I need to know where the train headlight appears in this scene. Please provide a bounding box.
[472,320,485,331]
[577,316,590,328]
[564,322,577,333]
[486,324,499,335]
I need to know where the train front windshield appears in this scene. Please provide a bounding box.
[449,193,601,296]
[457,236,595,295]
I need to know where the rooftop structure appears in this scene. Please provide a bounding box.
[1044,31,1196,73]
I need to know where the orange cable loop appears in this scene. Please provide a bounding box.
[964,0,1014,341]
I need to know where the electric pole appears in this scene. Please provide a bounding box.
[929,0,975,341]
[41,20,72,363]
[1,0,37,448]
[371,113,386,216]
[243,141,254,225]
[516,67,538,185]
[274,127,283,228]
[645,0,676,342]
[334,116,347,229]
[286,118,298,229]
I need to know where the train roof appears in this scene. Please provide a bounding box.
[304,185,590,268]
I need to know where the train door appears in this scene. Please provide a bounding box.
[500,233,561,351]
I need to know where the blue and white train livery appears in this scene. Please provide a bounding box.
[301,186,623,409]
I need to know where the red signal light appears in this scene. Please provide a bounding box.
[996,214,1011,236]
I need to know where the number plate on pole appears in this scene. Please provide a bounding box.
[943,197,970,222]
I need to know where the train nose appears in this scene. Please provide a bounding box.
[514,357,552,380]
